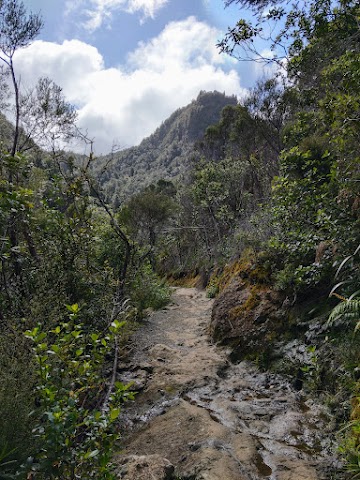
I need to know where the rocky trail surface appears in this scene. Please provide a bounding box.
[116,288,341,480]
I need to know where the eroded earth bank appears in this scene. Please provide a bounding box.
[116,288,341,480]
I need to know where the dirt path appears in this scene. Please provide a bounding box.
[117,288,340,480]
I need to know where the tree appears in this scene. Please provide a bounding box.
[19,76,77,153]
[244,78,293,155]
[120,184,177,268]
[0,1,81,304]
[0,1,76,156]
[0,0,43,156]
[218,0,359,286]
[219,0,360,91]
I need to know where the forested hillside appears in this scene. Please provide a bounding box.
[0,0,359,478]
[92,90,237,203]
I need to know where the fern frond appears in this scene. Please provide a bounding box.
[327,299,360,329]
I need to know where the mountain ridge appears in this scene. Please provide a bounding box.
[0,91,239,203]
[92,91,238,203]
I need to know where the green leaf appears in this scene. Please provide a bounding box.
[24,329,36,339]
[110,320,126,332]
[84,449,100,459]
[37,332,47,342]
[109,408,120,421]
[91,333,99,342]
[66,303,80,313]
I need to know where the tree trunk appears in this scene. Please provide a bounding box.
[10,58,20,158]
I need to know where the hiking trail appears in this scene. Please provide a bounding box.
[116,287,340,480]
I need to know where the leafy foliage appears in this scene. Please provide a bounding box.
[328,245,360,329]
[0,330,36,477]
[130,262,171,313]
[119,184,177,251]
[0,0,359,476]
[328,300,360,330]
[339,377,360,478]
[214,2,360,474]
[24,304,135,479]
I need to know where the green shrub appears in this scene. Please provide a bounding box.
[0,331,37,476]
[206,284,219,298]
[24,304,135,479]
[130,262,171,314]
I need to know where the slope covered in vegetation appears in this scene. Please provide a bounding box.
[0,0,359,478]
[92,91,237,203]
[0,1,170,477]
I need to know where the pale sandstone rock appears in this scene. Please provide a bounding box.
[117,454,174,480]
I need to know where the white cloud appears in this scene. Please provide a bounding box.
[128,16,224,70]
[15,40,104,105]
[65,0,169,31]
[13,17,245,154]
[126,0,168,17]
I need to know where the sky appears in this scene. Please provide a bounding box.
[13,0,270,154]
